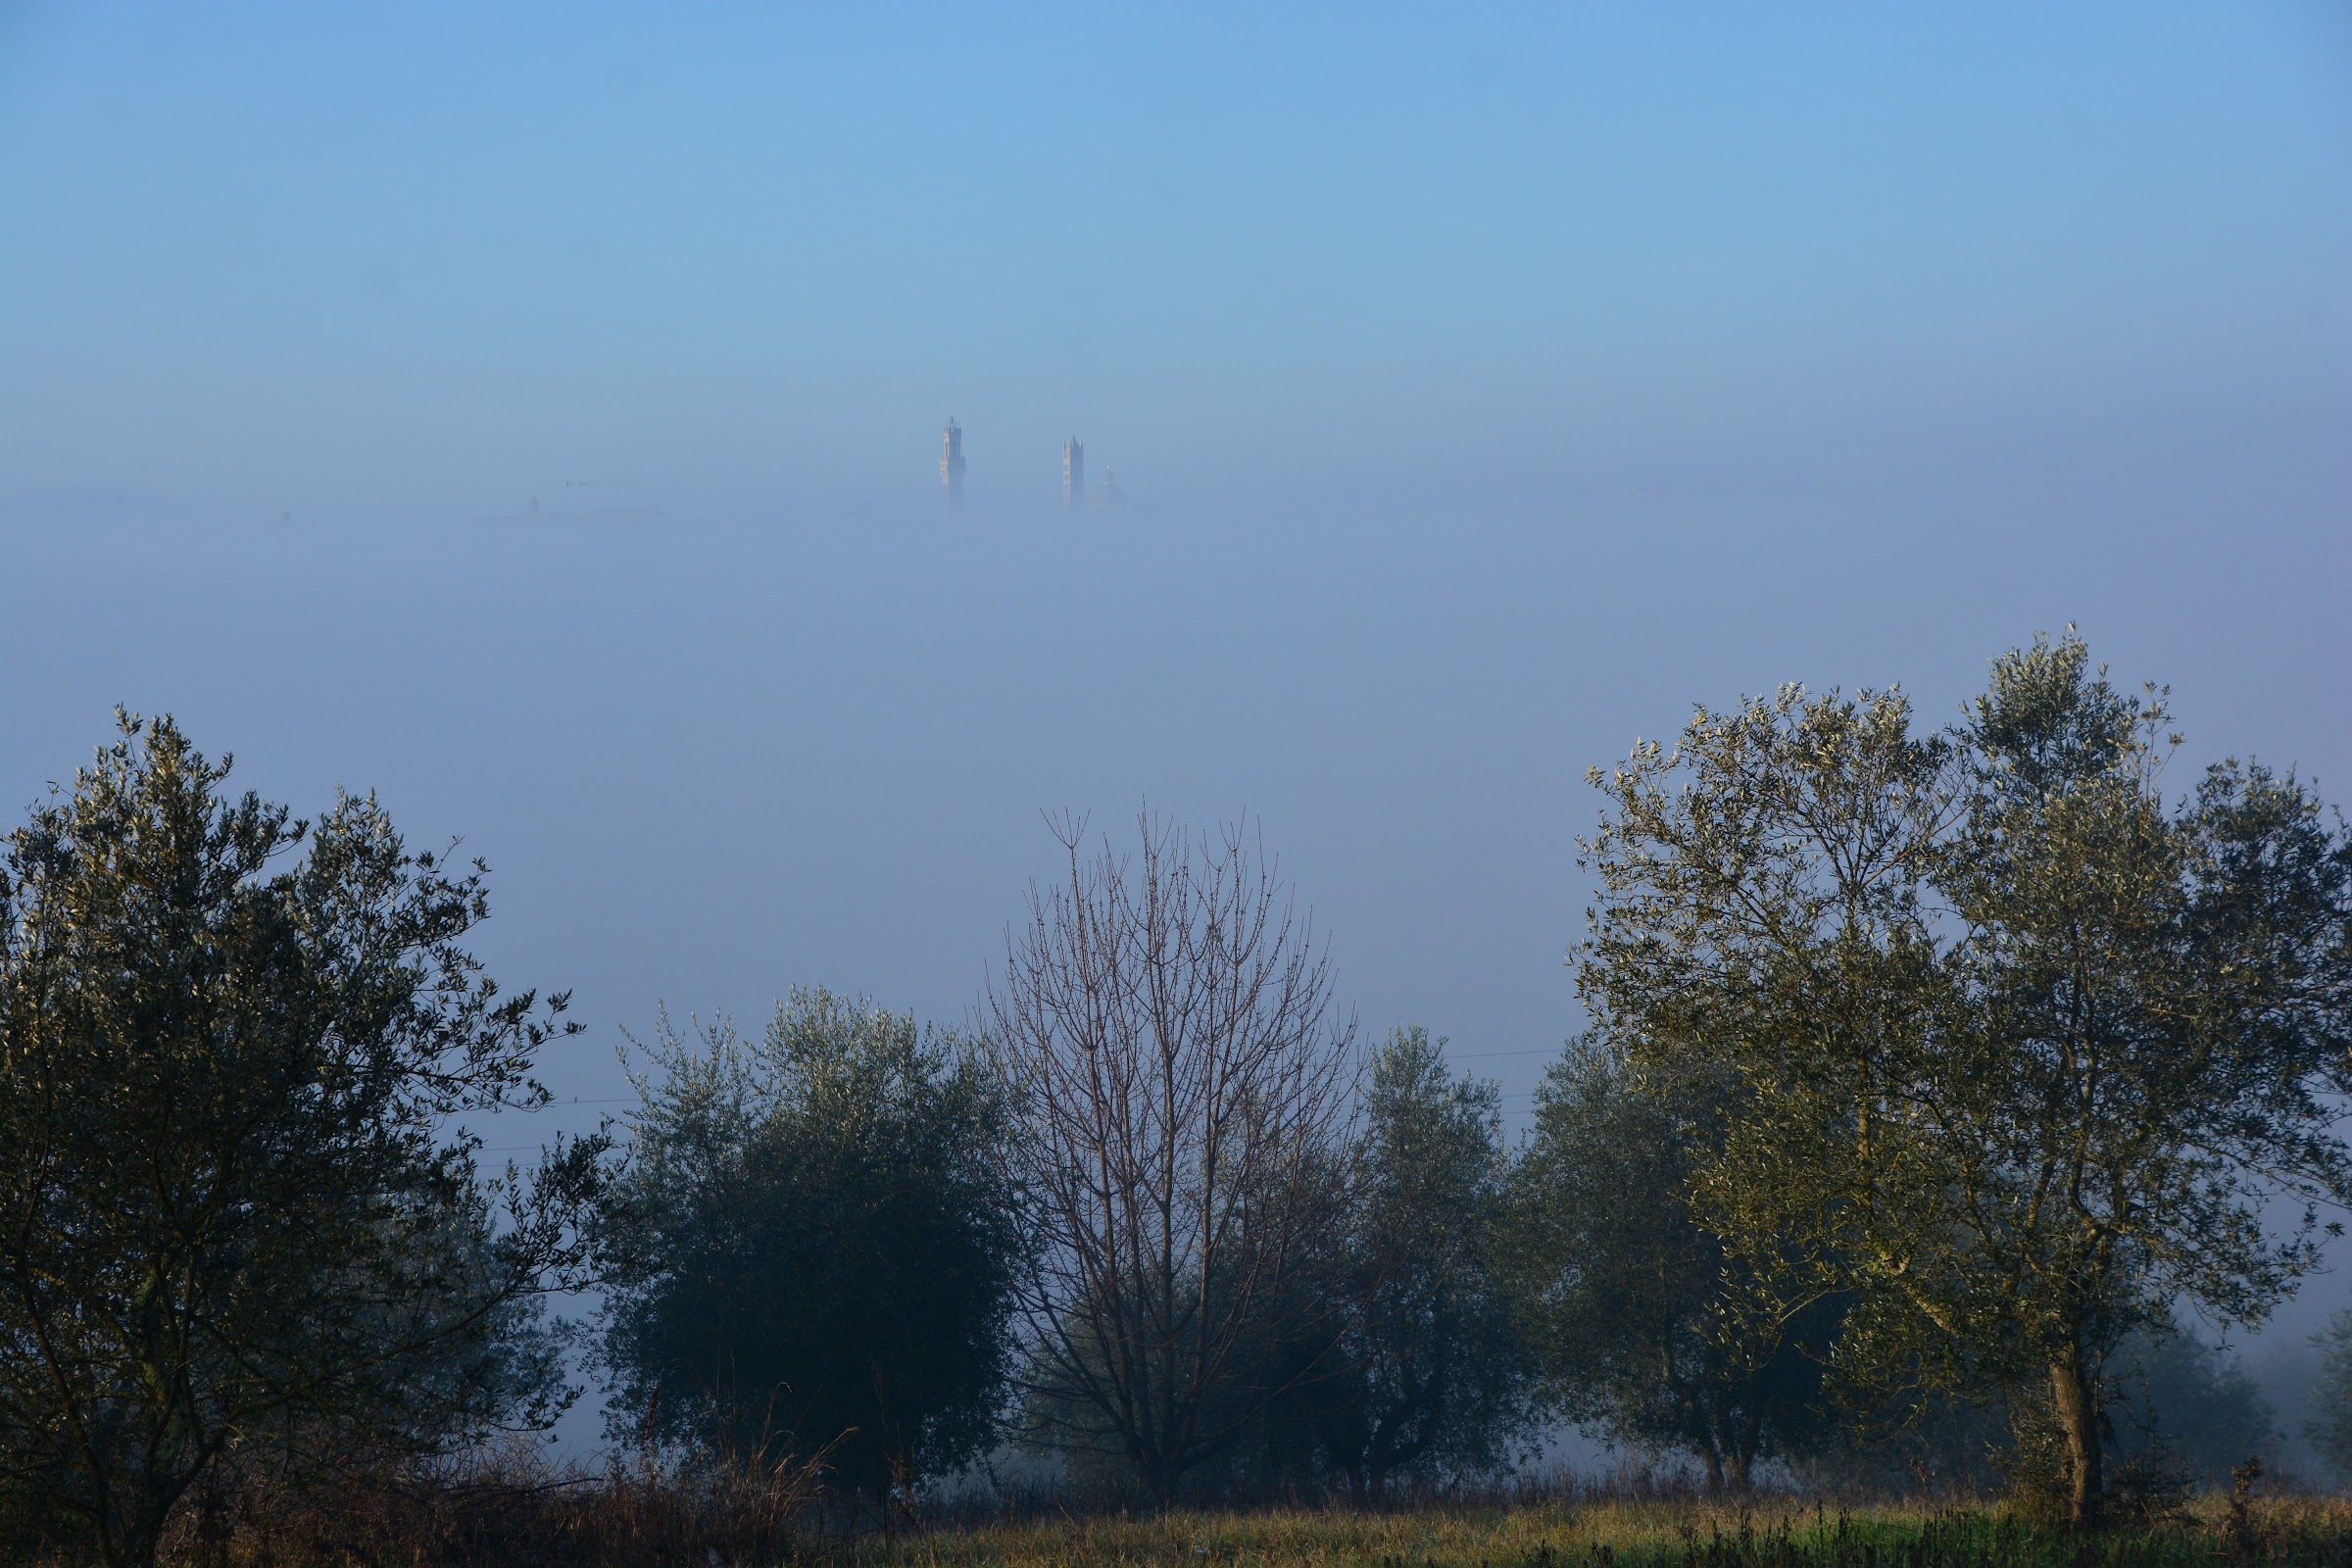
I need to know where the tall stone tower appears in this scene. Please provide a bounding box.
[1060,435,1085,512]
[940,418,966,512]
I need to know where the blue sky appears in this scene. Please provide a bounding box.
[6,4,2347,514]
[5,2,2352,1417]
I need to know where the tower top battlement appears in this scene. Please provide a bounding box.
[1061,435,1085,512]
[940,417,966,511]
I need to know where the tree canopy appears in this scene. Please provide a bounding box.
[1506,1036,1837,1490]
[1321,1026,1531,1499]
[0,713,602,1568]
[1577,631,2352,1523]
[598,989,1019,1497]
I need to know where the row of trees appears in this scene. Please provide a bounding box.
[5,630,2350,1563]
[597,818,1531,1509]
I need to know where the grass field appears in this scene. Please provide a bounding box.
[112,1466,2352,1568]
[802,1496,2352,1568]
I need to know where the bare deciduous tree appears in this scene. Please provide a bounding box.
[989,811,1356,1502]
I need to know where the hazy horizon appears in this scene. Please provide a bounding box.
[6,2,2349,1465]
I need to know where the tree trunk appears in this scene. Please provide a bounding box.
[1728,1400,1767,1494]
[88,1456,187,1568]
[2048,1352,2103,1529]
[102,1497,169,1568]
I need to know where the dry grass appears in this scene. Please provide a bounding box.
[139,1441,832,1568]
[821,1494,2352,1568]
[58,1464,2352,1568]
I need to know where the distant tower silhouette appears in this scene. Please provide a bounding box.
[940,418,966,512]
[1060,435,1085,512]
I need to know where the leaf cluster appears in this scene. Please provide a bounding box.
[0,712,604,1566]
[598,988,1020,1497]
[1575,631,2352,1514]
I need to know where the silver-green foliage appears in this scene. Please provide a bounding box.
[1506,1037,1836,1490]
[1325,1026,1532,1497]
[1577,631,2352,1522]
[0,713,600,1568]
[598,989,1019,1496]
[2307,1310,2352,1484]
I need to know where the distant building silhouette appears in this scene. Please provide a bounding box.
[940,418,966,512]
[1099,467,1126,514]
[1061,435,1085,512]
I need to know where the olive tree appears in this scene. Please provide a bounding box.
[0,713,603,1568]
[2305,1310,2352,1485]
[1505,1036,1838,1491]
[2102,1317,2275,1487]
[597,989,1019,1496]
[1323,1026,1531,1499]
[1579,633,2352,1525]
